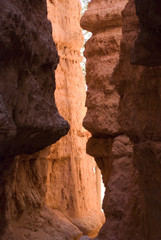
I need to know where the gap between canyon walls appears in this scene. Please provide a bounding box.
[80,0,106,211]
[0,0,105,240]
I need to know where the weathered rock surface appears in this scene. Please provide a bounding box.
[80,1,143,240]
[82,0,161,239]
[80,0,128,136]
[86,135,145,240]
[47,0,104,237]
[0,0,69,159]
[114,0,161,144]
[0,153,82,240]
[0,0,104,239]
[113,0,161,239]
[81,3,132,238]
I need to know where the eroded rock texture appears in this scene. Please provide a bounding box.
[0,0,104,239]
[0,0,73,239]
[82,0,161,239]
[81,0,127,136]
[86,135,143,240]
[0,0,69,159]
[80,1,142,240]
[113,0,161,239]
[47,0,104,237]
[0,152,83,240]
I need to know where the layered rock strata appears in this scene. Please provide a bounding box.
[0,0,69,159]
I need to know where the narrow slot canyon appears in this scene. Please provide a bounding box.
[0,0,161,240]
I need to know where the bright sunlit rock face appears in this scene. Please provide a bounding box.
[47,0,104,237]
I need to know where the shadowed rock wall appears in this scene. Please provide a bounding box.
[113,0,161,239]
[0,0,69,159]
[0,0,72,239]
[81,0,126,136]
[131,0,161,66]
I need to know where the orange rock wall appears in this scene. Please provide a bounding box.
[46,1,104,236]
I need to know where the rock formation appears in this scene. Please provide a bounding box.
[0,0,69,159]
[2,0,161,238]
[0,0,104,239]
[113,0,161,239]
[80,1,137,239]
[46,0,104,237]
[81,0,126,136]
[0,0,72,239]
[81,0,161,239]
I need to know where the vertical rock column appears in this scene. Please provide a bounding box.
[46,0,104,237]
[81,0,126,136]
[80,0,128,199]
[80,0,145,240]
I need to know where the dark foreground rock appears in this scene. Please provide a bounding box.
[0,0,69,159]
